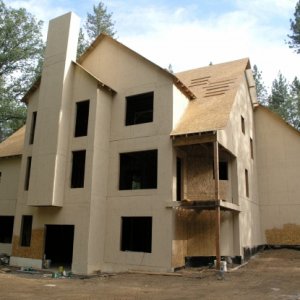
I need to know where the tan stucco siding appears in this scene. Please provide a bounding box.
[255,107,300,245]
[218,75,262,254]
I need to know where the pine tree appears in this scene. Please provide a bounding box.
[287,0,300,53]
[252,65,268,105]
[77,1,116,57]
[290,77,300,129]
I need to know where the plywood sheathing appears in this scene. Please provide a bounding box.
[11,229,45,259]
[185,145,229,201]
[171,58,250,136]
[266,224,300,245]
[0,126,25,158]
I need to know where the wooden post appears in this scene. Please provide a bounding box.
[213,141,221,270]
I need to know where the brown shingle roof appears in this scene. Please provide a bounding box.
[0,126,25,158]
[171,58,251,136]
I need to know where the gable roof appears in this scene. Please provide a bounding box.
[171,58,251,136]
[77,33,196,100]
[0,126,25,158]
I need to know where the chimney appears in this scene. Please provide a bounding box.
[28,12,80,206]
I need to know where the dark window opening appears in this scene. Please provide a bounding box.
[20,215,32,247]
[44,225,74,267]
[74,100,90,137]
[71,150,86,188]
[29,111,37,144]
[250,138,254,159]
[24,157,32,191]
[245,169,249,197]
[213,161,228,180]
[121,217,152,253]
[0,216,14,243]
[241,116,245,134]
[119,150,157,190]
[219,161,228,180]
[176,157,182,201]
[125,92,154,125]
[0,171,2,183]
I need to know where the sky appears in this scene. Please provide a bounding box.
[5,0,300,89]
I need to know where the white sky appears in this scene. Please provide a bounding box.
[6,0,300,89]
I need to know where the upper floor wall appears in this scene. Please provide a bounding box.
[81,38,189,140]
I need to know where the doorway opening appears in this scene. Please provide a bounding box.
[44,225,74,268]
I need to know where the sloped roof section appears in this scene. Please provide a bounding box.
[171,58,251,136]
[0,126,25,158]
[73,61,116,94]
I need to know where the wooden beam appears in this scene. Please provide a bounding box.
[213,140,221,270]
[172,133,216,147]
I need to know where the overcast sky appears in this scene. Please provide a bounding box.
[6,0,300,89]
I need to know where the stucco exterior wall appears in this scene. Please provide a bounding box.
[0,156,20,254]
[218,75,262,255]
[255,107,300,245]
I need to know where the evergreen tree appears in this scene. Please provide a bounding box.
[287,0,300,53]
[290,77,300,129]
[0,1,44,141]
[269,72,290,119]
[252,64,268,105]
[77,1,116,57]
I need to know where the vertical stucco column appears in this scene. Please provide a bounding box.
[28,12,80,206]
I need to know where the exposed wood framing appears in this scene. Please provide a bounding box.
[213,141,221,270]
[172,132,216,147]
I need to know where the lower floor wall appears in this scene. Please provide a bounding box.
[172,208,239,268]
[12,229,44,259]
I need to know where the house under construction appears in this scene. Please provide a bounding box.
[0,12,299,274]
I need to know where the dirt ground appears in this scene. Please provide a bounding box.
[0,248,300,300]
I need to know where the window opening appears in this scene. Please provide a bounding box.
[71,150,86,188]
[20,215,32,247]
[29,111,37,144]
[24,157,32,191]
[176,157,182,201]
[119,150,157,190]
[121,217,152,253]
[125,92,153,125]
[219,161,228,180]
[245,169,249,197]
[0,216,14,243]
[74,100,90,137]
[241,116,245,134]
[250,138,254,159]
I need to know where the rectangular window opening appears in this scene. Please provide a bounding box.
[74,100,90,137]
[245,169,249,197]
[24,157,32,191]
[250,138,254,159]
[29,111,37,144]
[121,217,152,253]
[219,161,228,180]
[71,150,86,188]
[241,116,245,134]
[213,161,228,180]
[0,216,14,243]
[125,92,154,126]
[20,215,32,247]
[0,171,2,183]
[176,157,182,201]
[119,150,157,190]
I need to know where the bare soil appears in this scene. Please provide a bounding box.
[1,248,300,300]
